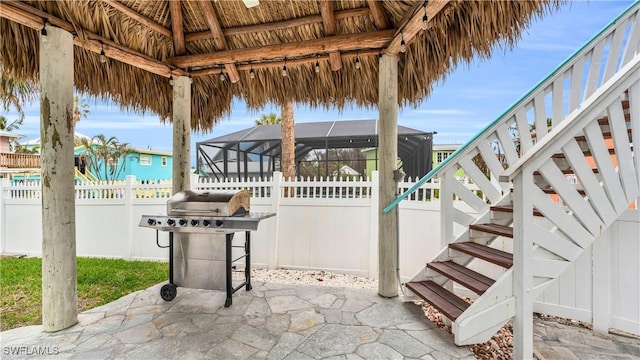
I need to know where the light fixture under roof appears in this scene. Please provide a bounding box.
[422,3,428,31]
[100,43,107,63]
[40,22,47,43]
[217,0,259,7]
[242,0,259,8]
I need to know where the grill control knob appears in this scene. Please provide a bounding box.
[178,219,187,226]
[166,219,175,226]
[202,219,211,227]
[147,219,156,226]
[190,219,199,226]
[215,220,224,227]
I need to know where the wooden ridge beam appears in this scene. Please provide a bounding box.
[184,7,370,43]
[169,29,395,69]
[366,0,390,29]
[169,1,186,55]
[102,0,172,38]
[4,0,75,33]
[190,49,380,77]
[198,0,240,83]
[0,1,41,29]
[319,0,342,71]
[384,0,449,55]
[0,1,185,78]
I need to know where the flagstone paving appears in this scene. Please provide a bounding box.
[1,281,639,359]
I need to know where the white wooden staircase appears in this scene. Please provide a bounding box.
[385,2,640,349]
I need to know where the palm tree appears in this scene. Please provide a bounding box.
[0,72,36,132]
[280,100,295,181]
[79,134,135,182]
[0,115,22,132]
[73,96,89,125]
[255,112,281,125]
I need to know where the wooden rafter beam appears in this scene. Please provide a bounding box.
[319,0,342,71]
[384,0,449,55]
[190,49,380,77]
[169,1,186,55]
[198,0,240,83]
[0,1,186,78]
[102,0,172,38]
[366,0,390,29]
[168,29,395,69]
[184,7,370,43]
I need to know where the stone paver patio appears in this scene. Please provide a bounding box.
[1,281,639,359]
[1,282,474,359]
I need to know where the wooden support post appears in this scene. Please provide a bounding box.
[513,169,534,359]
[40,25,77,332]
[172,76,192,195]
[378,54,399,298]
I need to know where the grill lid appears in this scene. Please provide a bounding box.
[167,189,250,217]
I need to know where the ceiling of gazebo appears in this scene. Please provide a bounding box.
[0,0,560,131]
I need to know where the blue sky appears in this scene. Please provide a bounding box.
[3,0,635,164]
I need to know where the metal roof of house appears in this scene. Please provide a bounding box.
[197,119,433,178]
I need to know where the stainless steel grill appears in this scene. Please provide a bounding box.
[139,189,274,307]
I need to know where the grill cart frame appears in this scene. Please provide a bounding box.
[139,190,274,307]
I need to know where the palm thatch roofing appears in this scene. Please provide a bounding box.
[1,0,560,131]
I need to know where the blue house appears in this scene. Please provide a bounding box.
[74,146,172,182]
[121,147,173,181]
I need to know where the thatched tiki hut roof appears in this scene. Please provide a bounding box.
[0,0,560,341]
[1,0,559,130]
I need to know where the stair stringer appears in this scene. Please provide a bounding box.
[452,268,514,345]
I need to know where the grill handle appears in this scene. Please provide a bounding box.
[170,209,220,213]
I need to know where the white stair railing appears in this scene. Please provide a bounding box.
[385,2,640,244]
[453,53,640,346]
[387,1,640,348]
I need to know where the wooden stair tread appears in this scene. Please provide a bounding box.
[542,187,586,195]
[534,168,598,175]
[469,223,513,238]
[511,188,586,195]
[491,205,543,217]
[597,112,630,125]
[575,128,632,142]
[552,147,623,158]
[427,261,495,295]
[449,242,513,268]
[405,280,470,320]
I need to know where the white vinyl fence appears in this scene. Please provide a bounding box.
[1,172,638,335]
[0,172,478,280]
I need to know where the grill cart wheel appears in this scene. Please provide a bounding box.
[160,283,177,301]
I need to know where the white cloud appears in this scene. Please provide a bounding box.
[518,42,578,52]
[413,109,475,116]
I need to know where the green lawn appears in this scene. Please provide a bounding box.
[0,257,168,331]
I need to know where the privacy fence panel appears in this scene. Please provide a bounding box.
[1,175,638,334]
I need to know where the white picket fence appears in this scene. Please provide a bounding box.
[1,172,638,335]
[0,172,475,280]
